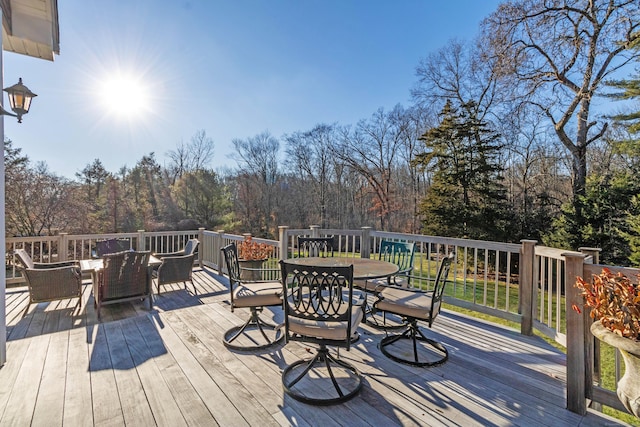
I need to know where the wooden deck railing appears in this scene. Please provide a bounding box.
[4,225,634,418]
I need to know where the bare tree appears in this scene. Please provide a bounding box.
[482,0,640,209]
[284,123,339,228]
[166,129,215,184]
[6,161,75,236]
[413,38,507,123]
[334,106,409,231]
[231,131,280,236]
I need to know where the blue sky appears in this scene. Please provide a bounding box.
[3,1,501,179]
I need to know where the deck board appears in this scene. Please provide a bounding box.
[31,330,68,426]
[63,327,94,427]
[1,266,628,427]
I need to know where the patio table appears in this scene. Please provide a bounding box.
[283,257,399,280]
[80,255,162,274]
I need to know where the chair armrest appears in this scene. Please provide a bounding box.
[396,266,413,276]
[154,251,184,258]
[33,260,79,269]
[374,284,435,301]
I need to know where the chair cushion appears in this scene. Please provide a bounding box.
[233,281,282,308]
[375,287,435,321]
[288,305,364,341]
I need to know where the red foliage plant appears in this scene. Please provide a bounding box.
[575,268,640,341]
[237,235,274,261]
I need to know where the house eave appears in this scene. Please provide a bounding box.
[1,0,60,61]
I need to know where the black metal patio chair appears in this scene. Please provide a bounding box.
[296,236,335,258]
[355,240,415,328]
[279,260,365,405]
[372,253,453,367]
[220,243,284,351]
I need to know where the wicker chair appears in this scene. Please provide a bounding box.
[279,260,365,405]
[296,236,335,258]
[154,238,199,258]
[154,253,195,294]
[220,243,283,350]
[95,238,131,257]
[94,251,152,319]
[14,249,83,316]
[372,253,453,367]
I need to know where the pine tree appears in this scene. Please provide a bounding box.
[414,101,512,241]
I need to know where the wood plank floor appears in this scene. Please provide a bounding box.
[1,266,628,426]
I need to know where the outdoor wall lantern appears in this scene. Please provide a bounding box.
[1,78,37,123]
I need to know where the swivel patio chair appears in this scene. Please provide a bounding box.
[94,250,153,320]
[279,260,365,405]
[355,240,415,328]
[372,253,453,367]
[221,243,284,351]
[296,236,335,258]
[14,249,83,316]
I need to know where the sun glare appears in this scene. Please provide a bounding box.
[98,73,150,117]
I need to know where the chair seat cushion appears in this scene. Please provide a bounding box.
[375,287,434,321]
[289,305,364,341]
[233,281,282,308]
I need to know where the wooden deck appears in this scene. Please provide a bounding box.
[1,266,627,426]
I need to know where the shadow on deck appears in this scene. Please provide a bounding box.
[1,266,627,426]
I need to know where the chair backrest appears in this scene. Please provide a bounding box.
[14,249,34,269]
[221,243,242,306]
[428,253,454,325]
[280,260,357,349]
[100,251,150,300]
[96,238,131,257]
[221,242,241,283]
[297,236,335,258]
[183,239,199,256]
[378,240,415,275]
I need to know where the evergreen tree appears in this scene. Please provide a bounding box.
[626,196,640,266]
[413,101,512,241]
[545,169,640,265]
[605,37,640,139]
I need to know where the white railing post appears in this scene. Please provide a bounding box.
[579,246,600,407]
[564,251,587,415]
[198,227,205,266]
[519,240,537,336]
[579,247,601,265]
[59,233,68,261]
[279,226,289,260]
[213,230,224,272]
[361,227,372,259]
[137,230,146,251]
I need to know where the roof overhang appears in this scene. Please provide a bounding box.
[1,0,59,61]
